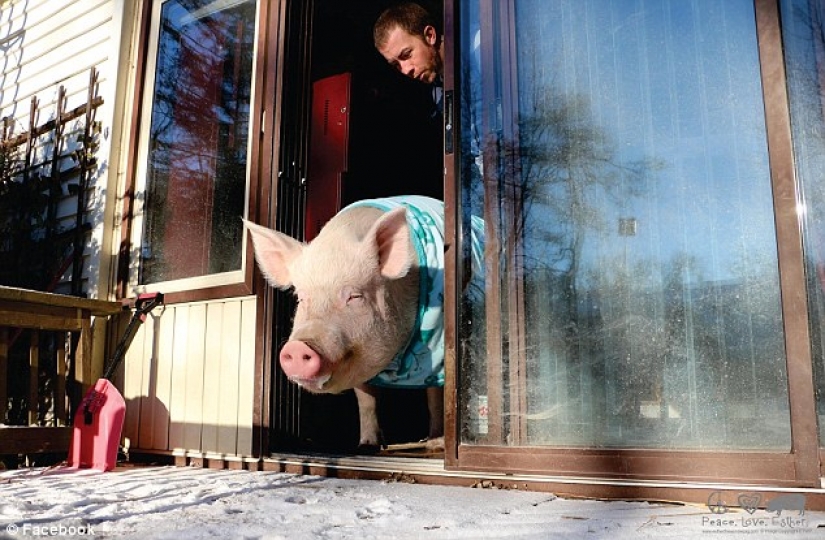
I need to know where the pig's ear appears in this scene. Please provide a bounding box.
[369,207,412,279]
[243,219,303,288]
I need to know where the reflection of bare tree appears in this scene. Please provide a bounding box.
[456,57,665,443]
[463,6,791,449]
[141,1,254,283]
[509,81,659,404]
[517,89,654,278]
[458,34,662,442]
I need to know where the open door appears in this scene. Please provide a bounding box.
[270,0,446,454]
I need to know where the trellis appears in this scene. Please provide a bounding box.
[0,68,112,466]
[0,67,103,295]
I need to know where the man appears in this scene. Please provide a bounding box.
[368,3,447,451]
[374,2,444,115]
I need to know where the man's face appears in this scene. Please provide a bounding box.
[378,25,441,84]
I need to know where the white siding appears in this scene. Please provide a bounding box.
[1,0,113,119]
[0,0,123,298]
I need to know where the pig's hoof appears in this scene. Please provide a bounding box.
[421,437,444,453]
[424,436,445,452]
[356,443,383,455]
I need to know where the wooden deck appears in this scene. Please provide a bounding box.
[0,286,122,456]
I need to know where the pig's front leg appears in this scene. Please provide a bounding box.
[425,386,445,452]
[354,384,383,453]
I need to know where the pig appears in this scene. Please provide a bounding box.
[245,196,468,451]
[766,494,806,516]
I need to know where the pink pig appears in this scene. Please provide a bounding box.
[244,196,447,451]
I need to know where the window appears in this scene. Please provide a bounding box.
[781,0,825,446]
[132,0,258,290]
[458,0,791,451]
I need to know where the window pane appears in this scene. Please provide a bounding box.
[459,0,791,450]
[781,0,825,446]
[140,0,256,284]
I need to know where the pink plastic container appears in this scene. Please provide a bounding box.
[67,378,126,471]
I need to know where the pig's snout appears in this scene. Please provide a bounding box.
[280,340,328,388]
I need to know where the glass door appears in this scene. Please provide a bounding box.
[782,0,825,456]
[448,0,818,484]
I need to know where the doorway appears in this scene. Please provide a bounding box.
[270,0,445,453]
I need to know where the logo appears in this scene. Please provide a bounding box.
[707,491,728,514]
[703,491,811,533]
[737,493,761,514]
[766,494,805,516]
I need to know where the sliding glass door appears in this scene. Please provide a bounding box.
[782,0,825,450]
[450,0,816,483]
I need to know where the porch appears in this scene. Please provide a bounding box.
[0,285,122,460]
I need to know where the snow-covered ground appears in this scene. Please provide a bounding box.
[1,465,823,539]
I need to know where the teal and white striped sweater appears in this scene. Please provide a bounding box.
[343,196,484,389]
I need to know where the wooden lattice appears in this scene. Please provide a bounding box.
[0,67,103,295]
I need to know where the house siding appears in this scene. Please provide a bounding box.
[1,0,260,460]
[0,0,120,298]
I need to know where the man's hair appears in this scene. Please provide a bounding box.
[373,2,437,50]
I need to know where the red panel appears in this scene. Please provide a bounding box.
[305,73,351,240]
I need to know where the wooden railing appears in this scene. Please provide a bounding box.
[0,286,121,457]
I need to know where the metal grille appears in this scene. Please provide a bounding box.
[269,0,313,451]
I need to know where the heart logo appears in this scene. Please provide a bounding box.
[738,493,761,514]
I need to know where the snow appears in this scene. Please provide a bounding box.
[0,465,823,539]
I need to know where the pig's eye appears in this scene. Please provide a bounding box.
[346,293,364,305]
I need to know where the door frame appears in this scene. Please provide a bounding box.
[442,0,821,487]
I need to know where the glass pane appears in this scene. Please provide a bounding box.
[140,0,256,284]
[459,0,791,450]
[781,0,825,446]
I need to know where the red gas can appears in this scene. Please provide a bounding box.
[68,378,126,471]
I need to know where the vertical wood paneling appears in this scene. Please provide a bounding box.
[119,297,256,455]
[138,316,160,448]
[183,304,206,450]
[200,303,224,453]
[151,306,175,449]
[122,320,146,448]
[217,301,241,455]
[168,304,189,450]
[236,298,256,456]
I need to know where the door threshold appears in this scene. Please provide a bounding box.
[131,449,825,508]
[260,451,825,509]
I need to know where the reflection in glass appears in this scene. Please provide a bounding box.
[781,0,825,446]
[140,0,256,284]
[459,0,790,450]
